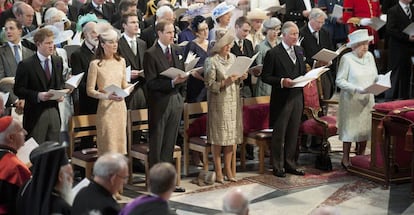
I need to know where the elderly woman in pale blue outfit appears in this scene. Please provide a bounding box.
[208,2,234,42]
[254,17,281,96]
[336,29,378,169]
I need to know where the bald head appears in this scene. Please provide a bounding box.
[223,189,249,215]
[0,118,27,151]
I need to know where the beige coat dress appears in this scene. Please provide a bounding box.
[87,58,128,155]
[204,54,243,146]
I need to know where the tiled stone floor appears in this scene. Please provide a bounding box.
[121,136,414,215]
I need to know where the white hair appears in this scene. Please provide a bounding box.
[156,5,173,19]
[93,153,128,180]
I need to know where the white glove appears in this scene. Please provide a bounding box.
[355,87,368,94]
[359,18,373,26]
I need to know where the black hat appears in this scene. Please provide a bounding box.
[30,141,69,166]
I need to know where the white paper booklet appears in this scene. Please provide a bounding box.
[126,66,131,83]
[248,64,263,75]
[65,72,84,89]
[48,89,70,100]
[0,92,9,104]
[332,4,343,19]
[104,82,138,98]
[226,53,259,76]
[369,17,386,31]
[312,44,347,62]
[17,137,39,165]
[161,67,191,79]
[364,71,391,95]
[403,23,414,36]
[72,178,90,197]
[0,77,14,85]
[291,67,330,88]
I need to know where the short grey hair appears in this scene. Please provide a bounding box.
[149,162,176,195]
[93,153,128,180]
[281,21,297,36]
[309,8,327,20]
[13,2,27,16]
[222,189,249,215]
[156,5,173,20]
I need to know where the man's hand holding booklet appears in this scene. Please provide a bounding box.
[291,66,330,88]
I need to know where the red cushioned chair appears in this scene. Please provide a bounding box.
[241,96,271,174]
[298,79,338,170]
[348,101,414,185]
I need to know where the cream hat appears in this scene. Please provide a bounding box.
[210,29,234,53]
[246,8,268,20]
[212,2,235,23]
[346,29,373,47]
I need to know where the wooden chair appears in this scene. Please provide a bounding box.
[183,101,237,177]
[241,96,271,174]
[183,102,209,176]
[69,114,98,179]
[127,109,181,186]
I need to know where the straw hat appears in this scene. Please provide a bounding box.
[210,29,234,53]
[246,8,268,20]
[212,2,235,23]
[346,29,373,47]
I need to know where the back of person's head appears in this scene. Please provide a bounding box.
[310,206,340,215]
[309,8,327,21]
[148,162,176,196]
[222,188,249,215]
[156,5,173,20]
[93,152,128,180]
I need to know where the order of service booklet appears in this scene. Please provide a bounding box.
[363,71,391,95]
[291,66,330,88]
[104,82,138,98]
[226,53,259,77]
[312,44,348,63]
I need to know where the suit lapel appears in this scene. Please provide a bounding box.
[22,46,32,59]
[171,45,181,69]
[3,46,17,70]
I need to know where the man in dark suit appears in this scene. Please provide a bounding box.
[262,21,306,178]
[140,5,174,47]
[230,16,256,160]
[119,13,147,109]
[385,0,414,100]
[0,19,34,114]
[70,21,99,116]
[231,16,256,98]
[78,0,116,23]
[285,0,315,28]
[112,0,144,31]
[143,20,187,191]
[300,8,335,99]
[14,28,65,143]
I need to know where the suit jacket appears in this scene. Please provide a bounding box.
[118,36,146,72]
[261,43,306,126]
[0,43,34,106]
[67,5,79,22]
[143,42,185,114]
[70,42,98,115]
[14,54,64,134]
[78,2,115,23]
[300,25,335,98]
[140,24,157,48]
[285,0,315,28]
[387,3,414,52]
[230,38,255,87]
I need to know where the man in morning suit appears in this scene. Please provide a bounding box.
[0,19,34,114]
[71,21,99,115]
[119,13,147,109]
[285,0,315,28]
[14,28,65,143]
[230,16,255,98]
[230,16,256,161]
[299,8,335,99]
[143,20,187,192]
[262,21,306,178]
[78,0,116,23]
[385,0,414,100]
